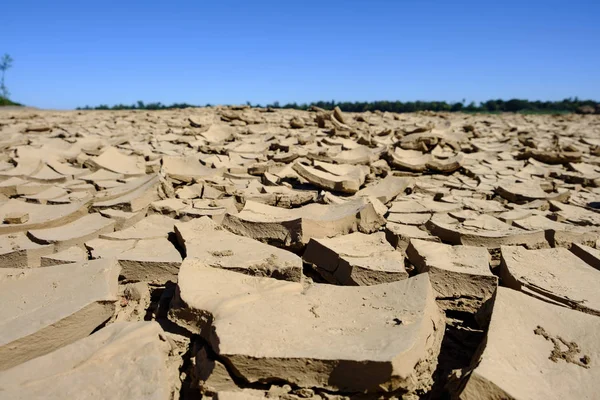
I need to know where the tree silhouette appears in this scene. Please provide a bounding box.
[0,54,14,99]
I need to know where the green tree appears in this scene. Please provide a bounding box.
[0,54,14,99]
[450,102,463,112]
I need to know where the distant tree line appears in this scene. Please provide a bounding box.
[77,98,600,114]
[77,100,200,111]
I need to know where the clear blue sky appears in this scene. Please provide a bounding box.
[2,0,599,109]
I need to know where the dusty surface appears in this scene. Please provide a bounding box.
[0,106,599,398]
[0,322,181,400]
[461,288,600,400]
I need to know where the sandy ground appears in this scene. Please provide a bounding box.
[0,106,599,399]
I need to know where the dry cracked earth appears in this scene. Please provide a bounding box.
[0,105,599,400]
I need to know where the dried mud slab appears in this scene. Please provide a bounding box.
[40,246,88,266]
[222,198,385,247]
[385,222,440,251]
[500,246,600,316]
[512,214,599,247]
[570,243,600,271]
[117,238,182,283]
[27,212,116,251]
[85,238,136,259]
[406,239,497,313]
[461,287,600,400]
[496,180,567,203]
[388,148,431,172]
[355,175,413,204]
[0,322,179,400]
[169,260,444,394]
[100,214,175,241]
[292,161,368,194]
[23,186,69,203]
[162,155,218,183]
[92,174,160,212]
[303,232,408,285]
[85,147,146,177]
[426,213,548,248]
[550,200,600,226]
[199,123,235,143]
[181,198,239,223]
[0,232,53,268]
[518,148,583,164]
[80,168,125,184]
[388,198,462,214]
[0,258,120,370]
[175,216,302,282]
[0,199,90,234]
[0,158,43,179]
[427,152,464,173]
[93,174,157,203]
[99,207,147,230]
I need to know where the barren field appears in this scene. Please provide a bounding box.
[0,106,599,399]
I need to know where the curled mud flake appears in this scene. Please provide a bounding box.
[534,325,591,369]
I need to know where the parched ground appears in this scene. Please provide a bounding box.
[0,106,599,400]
